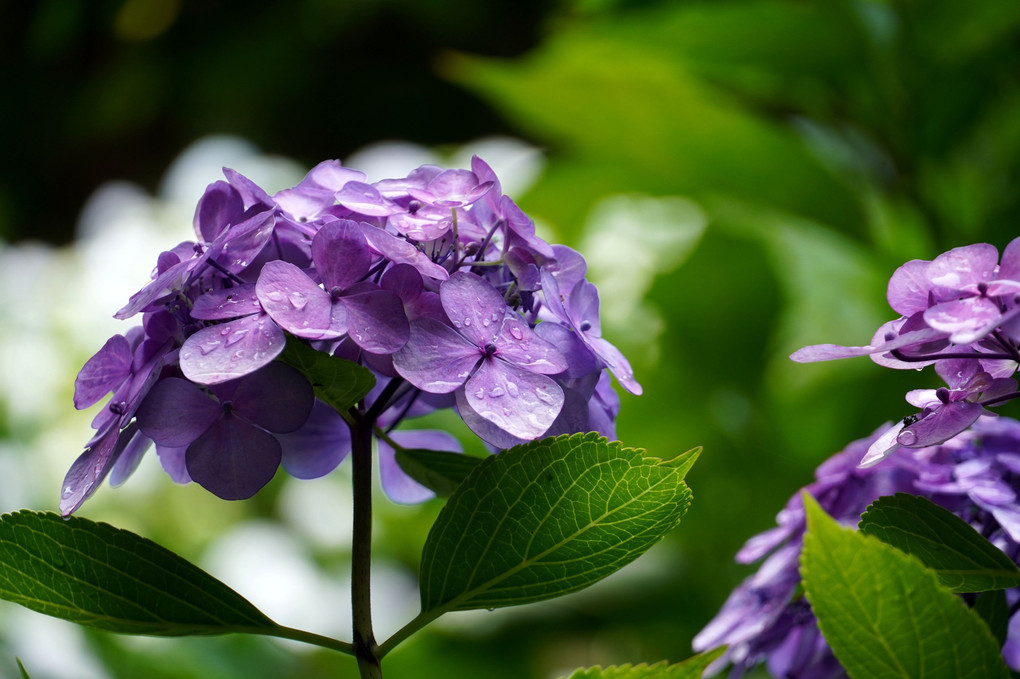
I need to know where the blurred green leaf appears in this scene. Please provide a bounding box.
[276,336,375,415]
[394,447,485,497]
[859,493,1020,593]
[802,494,1009,678]
[559,648,725,678]
[16,658,30,679]
[419,433,695,612]
[0,511,279,636]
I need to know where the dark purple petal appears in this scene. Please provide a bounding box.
[208,210,275,274]
[185,412,281,500]
[108,429,153,487]
[393,317,480,392]
[223,167,274,209]
[74,335,133,409]
[380,263,424,303]
[340,288,410,354]
[231,362,313,434]
[439,272,505,347]
[135,378,220,446]
[897,402,986,448]
[180,313,286,384]
[114,256,193,319]
[534,322,598,378]
[60,423,129,516]
[312,220,372,291]
[278,400,351,479]
[194,181,244,242]
[191,284,261,320]
[256,260,337,339]
[463,358,564,440]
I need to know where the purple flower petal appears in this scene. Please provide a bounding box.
[454,389,529,450]
[231,362,313,434]
[256,260,337,339]
[336,181,401,217]
[156,444,191,483]
[495,315,568,375]
[898,402,986,448]
[340,288,409,354]
[135,377,220,446]
[588,335,642,395]
[360,223,450,280]
[191,284,261,320]
[463,358,564,440]
[312,220,372,291]
[74,335,133,409]
[194,181,244,242]
[208,210,276,274]
[887,259,935,316]
[278,400,351,479]
[924,296,1002,341]
[180,313,286,384]
[185,413,281,500]
[108,429,153,487]
[439,272,505,347]
[858,421,905,468]
[60,424,128,516]
[393,317,481,393]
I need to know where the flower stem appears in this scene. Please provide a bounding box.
[350,411,382,678]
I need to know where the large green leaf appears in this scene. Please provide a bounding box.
[276,336,375,414]
[419,433,696,613]
[0,511,278,636]
[859,493,1020,593]
[802,495,1009,678]
[559,649,725,679]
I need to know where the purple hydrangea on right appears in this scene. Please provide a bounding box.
[693,417,1020,677]
[792,239,1020,468]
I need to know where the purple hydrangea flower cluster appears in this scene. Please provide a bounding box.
[792,241,1020,467]
[65,158,640,515]
[693,417,1020,677]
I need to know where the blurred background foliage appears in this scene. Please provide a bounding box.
[2,0,1020,677]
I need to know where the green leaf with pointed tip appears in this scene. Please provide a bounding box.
[419,433,696,613]
[394,448,485,497]
[802,494,1009,679]
[276,336,375,415]
[0,511,279,636]
[16,658,30,679]
[559,649,725,679]
[859,493,1020,593]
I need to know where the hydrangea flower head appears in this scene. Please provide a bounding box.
[694,418,1020,677]
[64,155,640,514]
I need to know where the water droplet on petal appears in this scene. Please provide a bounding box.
[220,327,231,336]
[199,339,222,355]
[267,291,285,303]
[463,318,472,327]
[489,386,504,398]
[482,317,491,327]
[474,387,486,399]
[509,327,523,340]
[225,328,249,346]
[898,429,918,446]
[289,291,307,309]
[506,382,519,398]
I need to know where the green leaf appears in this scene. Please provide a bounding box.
[419,433,696,613]
[276,336,375,414]
[394,448,486,497]
[859,493,1020,593]
[16,658,30,679]
[559,649,725,679]
[802,494,1009,679]
[0,511,279,636]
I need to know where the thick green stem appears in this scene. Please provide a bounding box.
[351,413,382,679]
